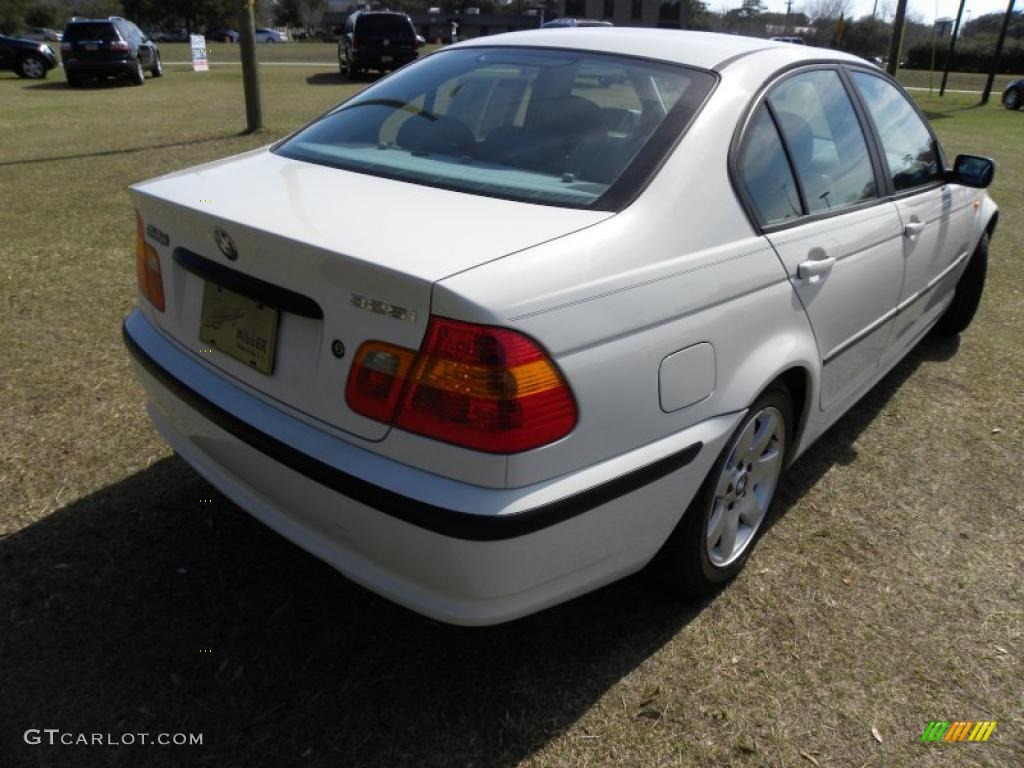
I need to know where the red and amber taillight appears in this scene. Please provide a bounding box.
[346,317,577,453]
[135,212,165,311]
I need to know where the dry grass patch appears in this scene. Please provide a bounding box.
[0,63,1021,767]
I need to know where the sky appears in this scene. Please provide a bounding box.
[761,0,1016,25]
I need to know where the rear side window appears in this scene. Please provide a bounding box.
[275,47,715,209]
[767,70,877,215]
[738,106,802,225]
[851,71,942,191]
[64,23,120,42]
[356,15,414,37]
[118,21,141,44]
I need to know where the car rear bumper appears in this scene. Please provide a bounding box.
[353,52,417,69]
[123,309,739,625]
[65,58,135,75]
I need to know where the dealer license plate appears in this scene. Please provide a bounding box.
[199,282,279,374]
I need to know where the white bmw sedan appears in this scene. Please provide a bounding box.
[124,29,997,625]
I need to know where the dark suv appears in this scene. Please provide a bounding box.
[0,32,58,78]
[61,17,162,86]
[338,11,419,80]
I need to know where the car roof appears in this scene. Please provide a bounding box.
[453,28,863,71]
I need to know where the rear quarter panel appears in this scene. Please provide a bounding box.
[435,70,822,486]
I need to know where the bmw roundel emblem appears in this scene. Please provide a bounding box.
[214,228,238,261]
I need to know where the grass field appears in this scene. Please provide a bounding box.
[1,54,1022,767]
[896,67,1023,95]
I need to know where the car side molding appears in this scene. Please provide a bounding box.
[123,321,702,541]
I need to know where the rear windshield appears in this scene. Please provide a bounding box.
[356,15,414,36]
[64,22,120,42]
[275,47,715,209]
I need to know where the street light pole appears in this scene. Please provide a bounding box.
[239,0,263,133]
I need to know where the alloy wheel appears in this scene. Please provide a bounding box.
[22,56,46,78]
[706,406,786,567]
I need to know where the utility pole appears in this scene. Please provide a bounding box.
[939,0,967,96]
[885,0,909,76]
[239,0,263,133]
[785,0,793,34]
[981,0,1016,104]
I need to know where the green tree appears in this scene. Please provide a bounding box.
[0,0,31,30]
[737,0,765,18]
[24,2,60,26]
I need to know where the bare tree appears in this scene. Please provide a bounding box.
[298,0,328,30]
[801,0,852,22]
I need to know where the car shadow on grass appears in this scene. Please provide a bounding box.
[305,72,346,86]
[771,331,960,518]
[25,78,141,91]
[0,333,959,767]
[306,71,382,86]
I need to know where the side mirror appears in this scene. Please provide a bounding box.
[948,154,995,188]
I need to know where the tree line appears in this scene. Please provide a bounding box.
[1,0,1021,73]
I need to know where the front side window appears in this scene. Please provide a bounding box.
[275,47,714,208]
[739,106,803,226]
[767,69,877,215]
[851,71,942,192]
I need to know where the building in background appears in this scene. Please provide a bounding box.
[556,0,690,29]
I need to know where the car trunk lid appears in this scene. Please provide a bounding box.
[130,149,609,441]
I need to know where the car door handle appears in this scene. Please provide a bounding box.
[904,221,925,238]
[797,256,836,280]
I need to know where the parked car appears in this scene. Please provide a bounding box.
[541,18,614,27]
[770,35,806,44]
[206,28,239,43]
[21,27,63,42]
[1002,78,1023,110]
[254,28,288,43]
[0,32,58,78]
[62,17,162,86]
[124,30,997,626]
[338,10,419,79]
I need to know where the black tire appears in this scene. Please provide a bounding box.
[151,52,163,77]
[15,53,48,79]
[131,56,145,85]
[934,232,988,335]
[347,63,361,82]
[66,73,83,88]
[1004,87,1022,110]
[652,384,793,595]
